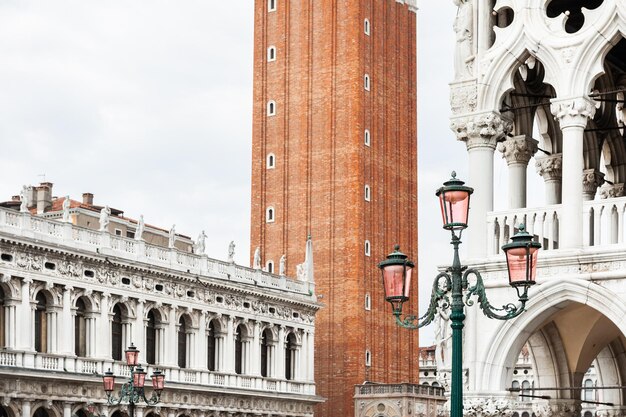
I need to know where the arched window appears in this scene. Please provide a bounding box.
[111,304,123,361]
[207,320,217,371]
[268,0,276,12]
[285,332,297,380]
[75,298,87,357]
[511,380,520,390]
[261,328,272,377]
[266,206,275,223]
[512,413,519,417]
[521,412,530,417]
[584,379,594,401]
[146,310,157,365]
[33,408,49,417]
[365,293,371,310]
[267,153,276,169]
[178,316,188,368]
[432,382,440,387]
[235,325,244,375]
[422,382,430,386]
[0,286,5,348]
[267,100,276,116]
[267,46,276,62]
[0,405,10,417]
[266,260,274,273]
[364,240,371,256]
[521,380,530,392]
[364,18,370,35]
[364,74,370,91]
[34,292,48,353]
[364,184,371,201]
[364,129,371,146]
[365,349,371,366]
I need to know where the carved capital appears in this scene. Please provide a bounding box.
[551,97,596,129]
[535,154,563,181]
[451,112,513,150]
[497,135,538,166]
[463,397,514,417]
[600,183,625,199]
[582,169,605,199]
[533,400,581,417]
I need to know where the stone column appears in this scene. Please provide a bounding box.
[134,299,145,362]
[63,402,72,417]
[536,153,563,205]
[98,293,110,359]
[497,135,538,209]
[61,286,73,355]
[451,112,512,257]
[551,97,596,249]
[166,307,177,367]
[5,300,17,349]
[250,321,261,376]
[582,169,605,201]
[225,316,235,373]
[307,330,314,381]
[277,326,286,379]
[197,311,207,369]
[19,278,32,352]
[22,400,31,417]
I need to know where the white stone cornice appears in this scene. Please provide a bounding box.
[535,153,563,181]
[451,112,513,149]
[497,135,538,166]
[550,97,596,129]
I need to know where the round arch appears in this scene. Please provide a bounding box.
[479,278,626,392]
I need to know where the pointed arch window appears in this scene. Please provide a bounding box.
[364,74,370,91]
[365,349,372,366]
[364,184,371,201]
[111,305,123,360]
[365,240,371,257]
[364,18,370,35]
[364,129,371,147]
[268,0,276,12]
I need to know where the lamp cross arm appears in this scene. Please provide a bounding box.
[395,272,452,329]
[463,268,527,320]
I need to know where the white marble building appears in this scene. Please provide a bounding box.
[442,0,626,416]
[0,204,321,417]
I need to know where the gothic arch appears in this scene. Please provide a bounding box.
[478,278,626,392]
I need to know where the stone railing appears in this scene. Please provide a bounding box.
[486,196,626,255]
[0,350,316,396]
[0,208,315,298]
[355,383,445,397]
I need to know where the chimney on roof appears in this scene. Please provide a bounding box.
[82,193,94,206]
[36,182,53,214]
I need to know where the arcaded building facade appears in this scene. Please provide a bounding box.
[250,1,419,415]
[0,198,321,417]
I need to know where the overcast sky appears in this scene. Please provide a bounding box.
[0,1,471,344]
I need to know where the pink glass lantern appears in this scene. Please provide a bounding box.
[502,225,541,287]
[379,245,414,315]
[436,172,473,231]
[133,366,147,388]
[125,344,139,366]
[102,369,115,393]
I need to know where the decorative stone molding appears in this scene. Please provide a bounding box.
[535,154,563,181]
[550,97,596,129]
[450,81,478,115]
[532,400,581,417]
[450,112,513,150]
[582,169,605,200]
[463,397,514,417]
[600,183,625,199]
[497,135,538,166]
[596,407,626,417]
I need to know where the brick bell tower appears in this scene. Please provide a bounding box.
[250,1,419,415]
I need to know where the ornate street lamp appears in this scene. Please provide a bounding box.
[102,344,165,417]
[379,172,541,417]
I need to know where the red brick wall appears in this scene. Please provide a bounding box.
[251,1,419,415]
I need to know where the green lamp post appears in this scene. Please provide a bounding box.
[379,172,541,417]
[102,344,165,417]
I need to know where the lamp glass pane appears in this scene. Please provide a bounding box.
[133,371,146,388]
[439,190,470,228]
[126,348,139,366]
[152,373,165,390]
[103,375,115,392]
[383,264,408,299]
[506,246,539,284]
